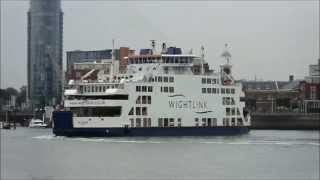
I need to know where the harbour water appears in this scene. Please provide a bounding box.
[1,128,319,180]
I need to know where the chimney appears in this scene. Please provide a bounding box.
[289,75,294,82]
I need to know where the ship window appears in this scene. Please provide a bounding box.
[142,96,147,104]
[226,108,231,116]
[217,88,219,94]
[207,118,212,127]
[130,118,134,127]
[142,107,147,116]
[160,87,163,92]
[202,78,206,84]
[158,118,163,127]
[207,88,212,94]
[143,118,148,127]
[212,118,217,126]
[231,108,235,115]
[164,77,169,82]
[221,88,225,94]
[202,88,206,94]
[70,107,121,117]
[164,87,168,93]
[158,76,162,82]
[148,86,153,92]
[142,86,147,92]
[223,118,227,126]
[213,79,217,84]
[195,118,199,127]
[177,118,182,127]
[148,118,151,127]
[202,118,206,127]
[169,77,174,82]
[136,96,141,104]
[169,87,174,93]
[136,107,141,115]
[231,98,235,105]
[226,88,230,94]
[136,86,141,92]
[207,79,211,84]
[136,118,141,127]
[212,88,216,94]
[237,108,241,115]
[169,118,174,127]
[231,88,235,94]
[128,108,134,115]
[231,118,235,126]
[147,96,151,104]
[237,118,243,126]
[164,118,169,127]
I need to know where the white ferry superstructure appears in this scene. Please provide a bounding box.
[53,45,251,136]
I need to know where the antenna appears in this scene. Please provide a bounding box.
[201,45,205,75]
[221,43,231,64]
[112,39,115,77]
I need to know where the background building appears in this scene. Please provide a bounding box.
[27,0,63,108]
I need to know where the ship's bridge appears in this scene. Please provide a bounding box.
[126,54,198,66]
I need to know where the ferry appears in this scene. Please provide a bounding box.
[52,42,250,137]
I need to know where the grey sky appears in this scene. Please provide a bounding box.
[1,0,319,89]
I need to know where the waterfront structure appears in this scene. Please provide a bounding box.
[300,59,320,113]
[66,48,134,81]
[52,44,250,137]
[27,0,63,108]
[242,77,301,113]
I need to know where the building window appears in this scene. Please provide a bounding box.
[169,77,174,82]
[310,86,317,99]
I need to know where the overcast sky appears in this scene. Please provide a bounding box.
[1,0,319,89]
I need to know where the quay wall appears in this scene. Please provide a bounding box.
[251,113,320,130]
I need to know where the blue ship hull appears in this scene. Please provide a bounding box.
[52,111,250,137]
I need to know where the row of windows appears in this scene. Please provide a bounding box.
[128,57,193,65]
[222,97,235,105]
[136,86,153,92]
[223,118,244,126]
[194,118,217,127]
[136,96,152,104]
[128,107,148,116]
[158,118,182,127]
[221,88,235,94]
[160,86,174,93]
[152,76,174,83]
[130,118,151,128]
[226,107,241,116]
[79,84,123,93]
[202,88,220,94]
[201,78,219,84]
